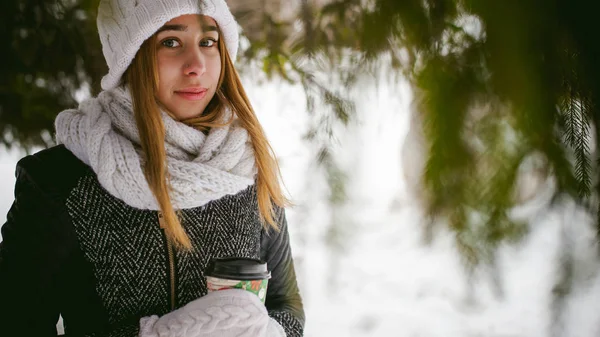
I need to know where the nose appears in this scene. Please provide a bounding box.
[183,47,206,77]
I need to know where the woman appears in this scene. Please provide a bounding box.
[0,0,304,336]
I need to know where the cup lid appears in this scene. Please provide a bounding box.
[205,257,271,280]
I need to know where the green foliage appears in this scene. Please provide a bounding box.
[353,0,598,266]
[288,0,599,266]
[1,0,105,148]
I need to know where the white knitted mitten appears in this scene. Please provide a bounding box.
[139,289,286,337]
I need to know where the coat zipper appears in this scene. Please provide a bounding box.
[158,211,176,311]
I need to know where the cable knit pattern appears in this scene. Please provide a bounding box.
[97,0,239,90]
[55,86,256,211]
[139,289,275,337]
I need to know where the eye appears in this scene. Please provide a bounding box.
[200,38,217,47]
[161,38,181,48]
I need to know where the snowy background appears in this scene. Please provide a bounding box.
[1,74,600,336]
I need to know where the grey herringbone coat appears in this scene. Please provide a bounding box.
[0,145,304,336]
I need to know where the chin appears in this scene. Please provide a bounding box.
[176,109,206,121]
[167,103,206,120]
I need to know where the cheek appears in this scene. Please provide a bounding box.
[213,62,222,76]
[156,57,175,96]
[208,58,222,84]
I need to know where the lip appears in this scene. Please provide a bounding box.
[175,87,208,101]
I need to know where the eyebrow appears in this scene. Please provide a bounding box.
[202,25,219,32]
[156,24,187,34]
[156,24,219,34]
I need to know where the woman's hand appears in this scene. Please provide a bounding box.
[139,289,286,337]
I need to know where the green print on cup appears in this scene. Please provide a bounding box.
[206,276,269,303]
[205,257,271,303]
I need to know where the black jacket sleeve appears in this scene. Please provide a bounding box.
[261,208,305,336]
[0,156,68,336]
[0,151,145,337]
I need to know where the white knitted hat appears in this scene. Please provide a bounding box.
[97,0,239,90]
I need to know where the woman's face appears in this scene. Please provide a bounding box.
[155,14,221,120]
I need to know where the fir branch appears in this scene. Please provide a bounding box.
[574,99,591,198]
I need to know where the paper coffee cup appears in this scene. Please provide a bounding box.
[205,257,271,303]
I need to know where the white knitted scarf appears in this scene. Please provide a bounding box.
[54,86,256,210]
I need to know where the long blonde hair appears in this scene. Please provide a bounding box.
[125,27,289,250]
